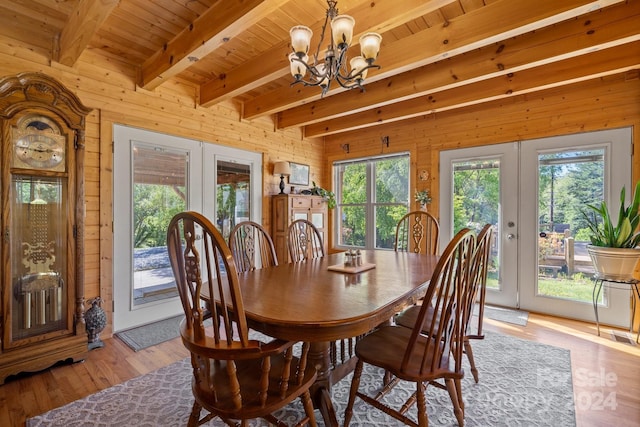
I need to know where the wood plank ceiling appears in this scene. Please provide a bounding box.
[2,0,638,139]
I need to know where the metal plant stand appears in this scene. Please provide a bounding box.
[592,275,640,343]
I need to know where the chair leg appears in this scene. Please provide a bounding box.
[300,390,317,427]
[188,401,202,427]
[416,381,428,427]
[446,378,464,427]
[344,359,364,427]
[464,339,479,383]
[376,375,402,400]
[383,369,393,386]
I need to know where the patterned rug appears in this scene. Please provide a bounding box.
[27,331,574,426]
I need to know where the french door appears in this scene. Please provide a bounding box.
[113,126,261,332]
[203,144,262,243]
[440,128,632,326]
[440,143,519,307]
[113,126,201,331]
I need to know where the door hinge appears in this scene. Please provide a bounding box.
[73,225,77,238]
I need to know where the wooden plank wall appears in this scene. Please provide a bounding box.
[324,72,640,218]
[324,72,640,328]
[0,35,325,336]
[1,28,638,335]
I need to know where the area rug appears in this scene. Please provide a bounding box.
[27,331,575,426]
[482,305,529,326]
[115,315,184,351]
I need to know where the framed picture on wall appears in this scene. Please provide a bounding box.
[289,162,310,186]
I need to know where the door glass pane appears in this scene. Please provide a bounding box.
[294,213,307,221]
[452,159,500,289]
[215,160,250,241]
[132,143,187,306]
[311,212,323,228]
[537,149,604,303]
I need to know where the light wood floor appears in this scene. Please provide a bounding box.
[1,313,639,427]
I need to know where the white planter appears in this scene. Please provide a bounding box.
[586,245,640,282]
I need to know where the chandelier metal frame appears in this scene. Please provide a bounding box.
[289,0,382,97]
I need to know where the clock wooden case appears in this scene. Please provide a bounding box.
[0,72,92,384]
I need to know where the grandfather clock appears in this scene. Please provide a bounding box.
[0,73,92,384]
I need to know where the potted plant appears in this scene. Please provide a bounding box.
[583,181,640,281]
[415,189,432,210]
[310,181,336,209]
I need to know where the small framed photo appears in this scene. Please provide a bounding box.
[289,162,310,186]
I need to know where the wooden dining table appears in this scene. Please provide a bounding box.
[235,249,438,427]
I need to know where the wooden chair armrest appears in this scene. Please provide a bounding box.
[255,338,295,356]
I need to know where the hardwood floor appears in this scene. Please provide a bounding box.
[1,313,638,426]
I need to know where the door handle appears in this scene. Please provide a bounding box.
[507,233,515,240]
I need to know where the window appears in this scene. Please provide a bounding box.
[334,154,409,249]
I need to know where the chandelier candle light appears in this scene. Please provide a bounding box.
[289,0,382,96]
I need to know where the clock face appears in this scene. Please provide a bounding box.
[12,116,66,172]
[15,134,65,169]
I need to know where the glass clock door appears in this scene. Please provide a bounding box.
[10,175,69,342]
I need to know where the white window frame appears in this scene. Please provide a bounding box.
[333,153,410,250]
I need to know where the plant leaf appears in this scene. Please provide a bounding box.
[615,218,632,247]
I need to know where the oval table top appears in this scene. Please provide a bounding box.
[237,249,438,342]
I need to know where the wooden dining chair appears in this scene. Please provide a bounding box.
[344,228,475,427]
[387,210,440,335]
[166,211,317,427]
[462,223,493,381]
[395,224,493,383]
[394,210,440,255]
[287,219,325,263]
[228,220,278,273]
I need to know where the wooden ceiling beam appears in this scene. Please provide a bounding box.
[304,41,640,137]
[278,0,640,128]
[55,0,119,66]
[199,0,457,107]
[243,0,624,120]
[139,0,289,91]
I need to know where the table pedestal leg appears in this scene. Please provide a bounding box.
[308,341,339,427]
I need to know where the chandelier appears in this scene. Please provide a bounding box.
[288,0,382,97]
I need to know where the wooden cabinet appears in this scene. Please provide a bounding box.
[271,194,328,263]
[0,73,91,384]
